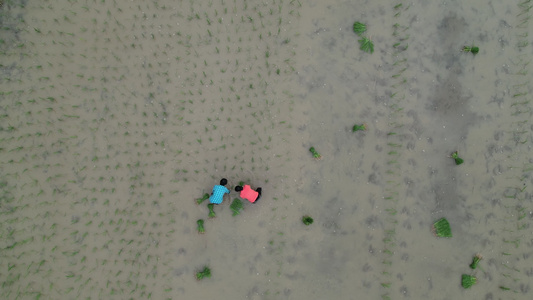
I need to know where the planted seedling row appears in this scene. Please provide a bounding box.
[493,1,533,293]
[374,4,415,297]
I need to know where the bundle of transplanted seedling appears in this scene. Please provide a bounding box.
[461,254,482,289]
[197,219,205,234]
[195,266,211,280]
[207,203,216,218]
[309,147,321,160]
[302,215,314,226]
[196,193,209,204]
[230,198,244,216]
[469,254,482,270]
[353,21,374,54]
[352,123,367,132]
[432,217,452,237]
[462,45,479,55]
[450,151,464,165]
[431,216,483,288]
[461,274,476,289]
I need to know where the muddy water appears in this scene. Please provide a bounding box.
[0,0,531,299]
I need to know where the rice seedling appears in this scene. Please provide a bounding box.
[352,21,366,36]
[451,151,464,165]
[197,219,205,234]
[517,40,528,48]
[352,123,367,132]
[388,143,402,148]
[302,215,314,225]
[309,147,321,160]
[230,198,244,216]
[503,238,521,248]
[196,193,209,204]
[462,45,479,55]
[207,203,216,218]
[469,254,482,269]
[195,266,211,280]
[432,218,452,237]
[359,37,374,53]
[461,274,476,288]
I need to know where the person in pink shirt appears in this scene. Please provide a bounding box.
[234,184,262,203]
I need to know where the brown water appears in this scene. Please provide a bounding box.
[1,0,532,299]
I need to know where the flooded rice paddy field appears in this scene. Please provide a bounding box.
[0,0,532,299]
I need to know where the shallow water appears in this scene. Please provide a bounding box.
[1,0,532,299]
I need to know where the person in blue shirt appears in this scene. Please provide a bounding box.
[209,178,230,204]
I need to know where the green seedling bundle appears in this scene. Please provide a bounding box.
[352,21,374,54]
[459,254,482,288]
[461,274,476,288]
[196,193,209,204]
[207,203,216,218]
[469,254,482,269]
[197,219,205,234]
[230,198,243,216]
[451,151,464,165]
[352,123,367,132]
[309,147,321,160]
[432,218,452,237]
[462,45,479,55]
[352,22,367,36]
[302,215,314,226]
[358,37,374,54]
[195,266,211,280]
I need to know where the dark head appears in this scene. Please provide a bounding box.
[234,186,243,192]
[220,178,228,186]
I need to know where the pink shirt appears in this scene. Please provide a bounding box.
[240,185,258,203]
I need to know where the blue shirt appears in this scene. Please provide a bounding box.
[209,185,230,204]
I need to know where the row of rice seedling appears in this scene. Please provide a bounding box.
[375,3,413,299]
[496,0,533,294]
